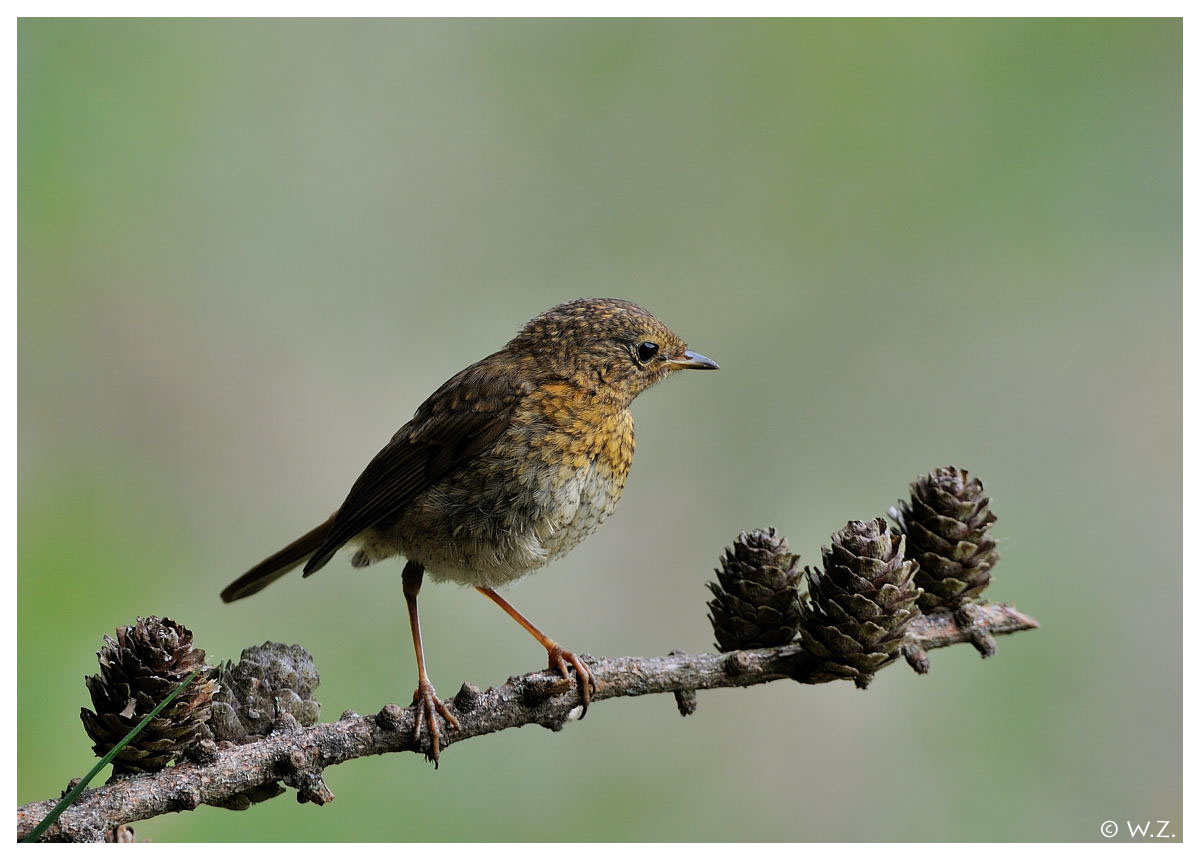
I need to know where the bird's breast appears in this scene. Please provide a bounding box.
[395,402,635,588]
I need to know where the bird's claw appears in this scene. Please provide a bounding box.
[410,682,459,766]
[546,645,596,716]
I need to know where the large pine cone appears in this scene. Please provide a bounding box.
[798,519,922,688]
[890,466,999,611]
[210,642,321,743]
[80,617,217,776]
[707,528,804,651]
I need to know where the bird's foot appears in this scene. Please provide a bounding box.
[410,681,460,766]
[546,645,596,716]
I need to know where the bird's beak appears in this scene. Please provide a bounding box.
[667,349,719,370]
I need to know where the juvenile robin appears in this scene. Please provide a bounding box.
[221,298,718,761]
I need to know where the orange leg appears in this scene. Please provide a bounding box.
[476,586,596,715]
[403,561,459,764]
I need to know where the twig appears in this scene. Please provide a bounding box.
[16,601,1037,842]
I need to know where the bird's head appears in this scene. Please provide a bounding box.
[508,298,718,404]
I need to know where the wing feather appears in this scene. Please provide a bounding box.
[302,353,526,574]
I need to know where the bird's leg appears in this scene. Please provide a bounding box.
[402,561,459,764]
[475,586,596,715]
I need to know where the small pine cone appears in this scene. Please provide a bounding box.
[707,528,804,651]
[799,518,922,688]
[209,642,321,743]
[80,617,218,776]
[890,466,999,611]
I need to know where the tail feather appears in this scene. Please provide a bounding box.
[221,516,335,603]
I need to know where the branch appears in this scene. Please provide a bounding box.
[17,601,1037,842]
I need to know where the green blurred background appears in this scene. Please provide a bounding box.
[18,19,1180,842]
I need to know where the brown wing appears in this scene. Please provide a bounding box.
[302,352,528,575]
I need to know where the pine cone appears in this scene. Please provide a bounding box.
[707,528,804,651]
[210,642,320,743]
[798,518,922,688]
[890,466,999,611]
[80,617,217,776]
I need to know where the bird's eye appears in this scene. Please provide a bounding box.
[635,341,660,363]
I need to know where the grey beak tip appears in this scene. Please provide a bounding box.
[682,350,719,370]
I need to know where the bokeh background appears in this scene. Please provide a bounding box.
[18,19,1181,842]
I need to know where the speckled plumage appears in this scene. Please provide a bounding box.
[223,298,709,598]
[347,301,658,586]
[359,406,634,588]
[221,298,716,762]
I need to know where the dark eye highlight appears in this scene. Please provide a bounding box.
[636,341,660,363]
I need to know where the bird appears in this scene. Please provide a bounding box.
[221,297,718,762]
